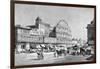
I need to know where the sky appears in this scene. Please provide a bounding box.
[15,4,94,41]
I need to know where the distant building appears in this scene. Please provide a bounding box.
[71,38,86,47]
[87,19,95,46]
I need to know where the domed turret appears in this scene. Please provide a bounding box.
[35,16,42,28]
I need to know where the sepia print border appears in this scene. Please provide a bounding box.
[10,0,96,69]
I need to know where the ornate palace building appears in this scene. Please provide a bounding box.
[56,20,72,44]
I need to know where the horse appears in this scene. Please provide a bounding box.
[54,48,67,57]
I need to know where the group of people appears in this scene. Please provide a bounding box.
[15,43,93,60]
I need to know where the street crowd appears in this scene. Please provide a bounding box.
[15,43,94,60]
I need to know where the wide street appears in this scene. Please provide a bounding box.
[15,52,91,66]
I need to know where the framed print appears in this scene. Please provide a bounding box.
[10,0,96,69]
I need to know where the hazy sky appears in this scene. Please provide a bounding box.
[15,4,94,41]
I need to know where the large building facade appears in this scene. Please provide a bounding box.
[15,17,72,53]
